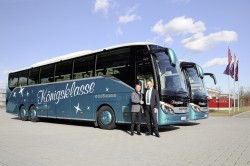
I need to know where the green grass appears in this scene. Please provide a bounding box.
[209,106,250,117]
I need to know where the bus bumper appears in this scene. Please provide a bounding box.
[158,112,189,125]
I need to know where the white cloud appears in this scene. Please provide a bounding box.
[152,16,206,36]
[119,14,141,24]
[94,0,110,15]
[118,4,141,24]
[202,57,228,68]
[182,31,238,53]
[151,16,238,53]
[164,37,173,44]
[115,26,123,36]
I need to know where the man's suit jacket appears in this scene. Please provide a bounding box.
[131,91,144,113]
[145,88,160,110]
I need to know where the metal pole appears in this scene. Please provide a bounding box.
[234,77,235,113]
[228,74,231,115]
[238,59,240,112]
[234,62,236,113]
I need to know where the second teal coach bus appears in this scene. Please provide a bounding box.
[6,42,189,129]
[180,61,216,120]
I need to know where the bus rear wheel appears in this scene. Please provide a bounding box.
[29,106,39,122]
[19,106,28,121]
[97,106,116,130]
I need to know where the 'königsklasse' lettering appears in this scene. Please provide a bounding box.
[37,82,95,104]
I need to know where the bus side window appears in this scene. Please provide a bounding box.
[96,48,133,87]
[73,55,95,80]
[40,64,55,84]
[19,70,29,86]
[29,68,40,85]
[55,60,73,82]
[9,72,19,89]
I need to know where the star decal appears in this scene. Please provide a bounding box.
[106,88,109,92]
[13,92,16,98]
[19,85,25,97]
[87,106,90,110]
[26,91,29,96]
[74,103,82,114]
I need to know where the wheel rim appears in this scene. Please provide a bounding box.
[30,108,36,120]
[20,108,26,118]
[100,110,112,125]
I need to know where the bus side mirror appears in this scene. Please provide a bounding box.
[204,73,217,85]
[166,49,177,67]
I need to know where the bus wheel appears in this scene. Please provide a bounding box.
[29,106,39,122]
[19,106,28,121]
[97,106,116,130]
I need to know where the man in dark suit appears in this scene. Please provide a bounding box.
[145,80,160,137]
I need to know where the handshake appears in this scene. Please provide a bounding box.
[140,100,144,105]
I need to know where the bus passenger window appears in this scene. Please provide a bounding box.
[9,73,19,89]
[40,64,55,84]
[19,70,29,86]
[96,48,133,87]
[29,68,40,85]
[73,55,95,80]
[55,60,72,82]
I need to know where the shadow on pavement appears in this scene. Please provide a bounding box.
[174,122,200,126]
[115,123,180,136]
[12,116,96,128]
[10,116,180,134]
[11,117,20,120]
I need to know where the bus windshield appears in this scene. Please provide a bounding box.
[155,52,188,96]
[185,67,207,97]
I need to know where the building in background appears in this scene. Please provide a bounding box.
[206,88,232,111]
[0,88,6,108]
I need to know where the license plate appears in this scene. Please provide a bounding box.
[204,114,208,117]
[181,117,187,120]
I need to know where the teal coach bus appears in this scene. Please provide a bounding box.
[6,43,189,129]
[180,61,216,120]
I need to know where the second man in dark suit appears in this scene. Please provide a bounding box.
[145,80,160,137]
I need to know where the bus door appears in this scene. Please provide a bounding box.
[136,61,155,94]
[136,60,155,123]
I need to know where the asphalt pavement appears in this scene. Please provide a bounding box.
[0,109,250,166]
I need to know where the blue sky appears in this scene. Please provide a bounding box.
[0,0,249,93]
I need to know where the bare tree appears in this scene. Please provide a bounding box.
[239,86,245,98]
[243,87,250,99]
[215,86,223,96]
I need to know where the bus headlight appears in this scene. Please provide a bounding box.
[190,104,201,112]
[161,102,175,114]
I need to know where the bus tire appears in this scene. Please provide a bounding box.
[19,106,28,121]
[29,106,39,122]
[97,106,116,130]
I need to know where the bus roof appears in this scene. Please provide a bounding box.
[31,42,154,68]
[10,42,154,73]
